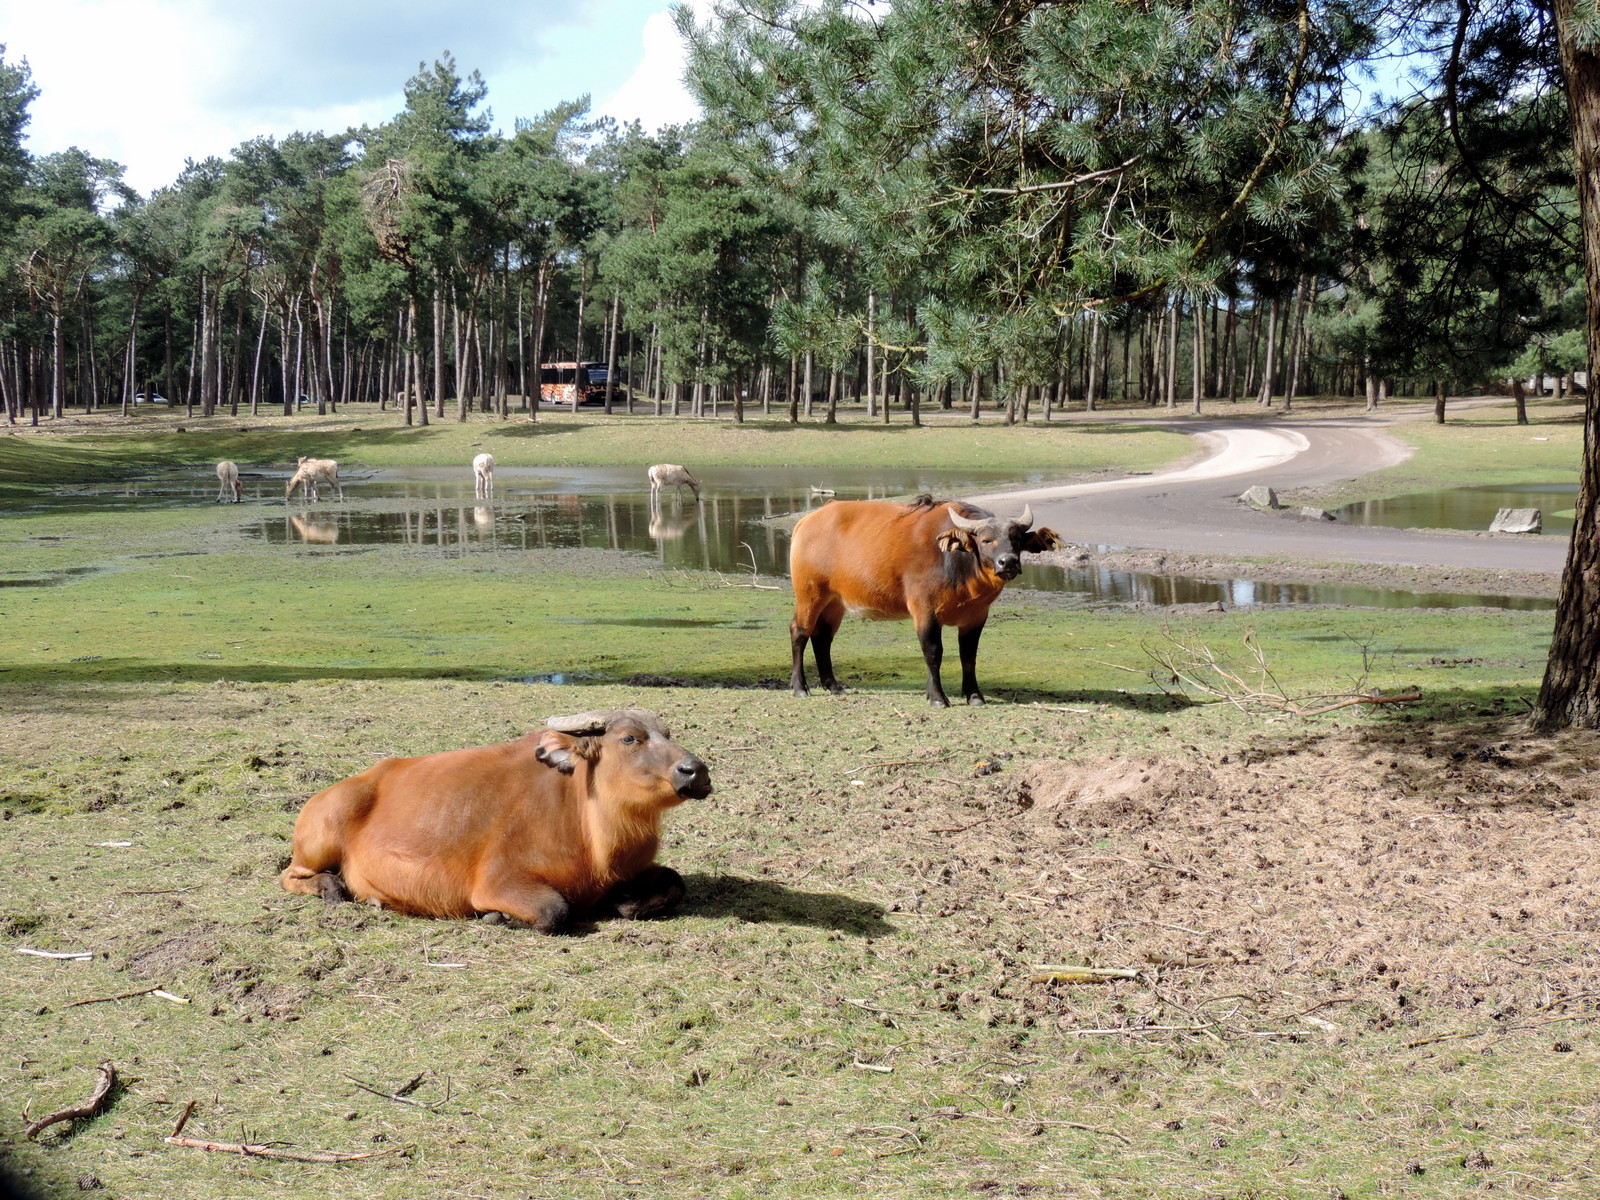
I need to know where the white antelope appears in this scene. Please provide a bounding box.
[216,460,243,503]
[473,452,495,499]
[285,457,343,502]
[647,463,700,504]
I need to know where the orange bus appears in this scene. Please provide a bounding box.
[538,362,612,409]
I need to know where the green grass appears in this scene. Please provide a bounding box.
[0,401,1593,1199]
[1302,395,1586,505]
[0,402,1188,492]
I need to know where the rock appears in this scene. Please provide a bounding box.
[1299,506,1339,521]
[1240,485,1279,509]
[1489,507,1541,533]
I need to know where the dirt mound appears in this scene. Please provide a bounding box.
[1009,756,1215,829]
[902,721,1600,1022]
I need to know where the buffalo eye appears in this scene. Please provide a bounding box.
[620,734,639,745]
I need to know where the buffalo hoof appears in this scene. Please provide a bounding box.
[313,872,351,903]
[792,685,810,698]
[824,682,847,696]
[965,695,986,706]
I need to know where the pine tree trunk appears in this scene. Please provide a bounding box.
[1085,319,1101,412]
[1191,298,1204,415]
[787,353,799,423]
[1434,379,1448,424]
[1513,377,1529,425]
[604,289,621,416]
[1257,295,1279,406]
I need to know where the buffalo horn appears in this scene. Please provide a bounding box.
[946,506,984,531]
[543,707,661,735]
[543,710,614,734]
[1015,504,1033,531]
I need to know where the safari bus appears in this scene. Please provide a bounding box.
[538,361,613,409]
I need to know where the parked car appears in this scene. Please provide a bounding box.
[132,392,169,405]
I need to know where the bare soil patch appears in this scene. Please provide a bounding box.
[897,718,1600,1025]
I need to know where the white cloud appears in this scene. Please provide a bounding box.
[0,0,696,196]
[595,1,708,132]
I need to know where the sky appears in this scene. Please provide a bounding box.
[0,0,710,197]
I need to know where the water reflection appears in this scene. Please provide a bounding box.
[4,464,1559,610]
[1336,482,1578,537]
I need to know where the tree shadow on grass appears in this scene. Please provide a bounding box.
[677,872,893,937]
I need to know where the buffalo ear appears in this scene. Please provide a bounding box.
[535,731,601,773]
[937,529,976,555]
[1023,527,1065,553]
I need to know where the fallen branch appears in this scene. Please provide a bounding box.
[850,1060,894,1073]
[342,1073,438,1111]
[169,1100,196,1139]
[66,987,160,1009]
[1137,626,1420,717]
[1031,965,1141,984]
[17,948,93,960]
[24,1061,115,1140]
[164,1135,405,1163]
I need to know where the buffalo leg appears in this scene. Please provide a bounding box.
[280,864,350,903]
[790,618,812,697]
[811,616,846,694]
[471,876,571,935]
[605,865,687,920]
[917,616,951,707]
[957,621,986,705]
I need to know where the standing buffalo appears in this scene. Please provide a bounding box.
[789,495,1063,706]
[285,457,342,502]
[279,708,711,933]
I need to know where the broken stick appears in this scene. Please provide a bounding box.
[163,1136,404,1163]
[24,1061,115,1140]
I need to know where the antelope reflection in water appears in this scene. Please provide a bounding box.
[287,514,339,544]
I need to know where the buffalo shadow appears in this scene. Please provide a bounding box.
[677,872,892,937]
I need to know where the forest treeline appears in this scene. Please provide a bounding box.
[0,2,1581,429]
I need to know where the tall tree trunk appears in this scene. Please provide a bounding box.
[604,289,621,416]
[865,291,877,420]
[1257,295,1280,406]
[787,352,799,424]
[1434,378,1448,425]
[1284,276,1309,414]
[1085,319,1101,412]
[199,274,214,418]
[1191,297,1205,415]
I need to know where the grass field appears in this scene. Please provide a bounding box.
[2,398,1597,1199]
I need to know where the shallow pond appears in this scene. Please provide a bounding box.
[1336,482,1578,537]
[4,465,1556,610]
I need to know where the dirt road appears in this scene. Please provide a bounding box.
[967,405,1568,576]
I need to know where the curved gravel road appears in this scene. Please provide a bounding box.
[967,406,1569,575]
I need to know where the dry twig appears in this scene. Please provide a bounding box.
[1030,964,1141,984]
[1136,626,1420,716]
[66,987,161,1009]
[17,948,92,960]
[343,1073,438,1111]
[24,1061,115,1139]
[165,1135,405,1163]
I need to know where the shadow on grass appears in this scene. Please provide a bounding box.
[0,661,499,687]
[678,872,893,937]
